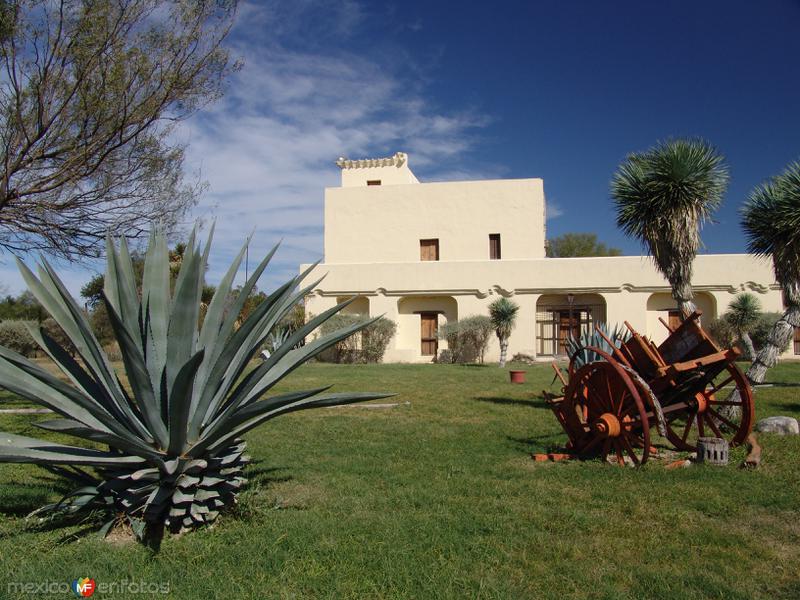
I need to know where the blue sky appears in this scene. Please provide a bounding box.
[2,0,799,297]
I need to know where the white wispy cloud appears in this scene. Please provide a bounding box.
[180,0,492,291]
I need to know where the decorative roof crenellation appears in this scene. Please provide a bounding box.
[336,152,407,170]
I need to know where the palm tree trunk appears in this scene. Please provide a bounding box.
[746,301,800,384]
[671,280,697,319]
[739,331,756,361]
[723,298,800,419]
[499,338,508,368]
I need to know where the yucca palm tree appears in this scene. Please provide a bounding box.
[724,293,762,360]
[612,139,729,317]
[741,160,800,384]
[488,297,519,367]
[0,228,390,546]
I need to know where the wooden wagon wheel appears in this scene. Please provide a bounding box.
[662,361,754,452]
[564,356,651,466]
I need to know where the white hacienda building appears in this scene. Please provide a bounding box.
[302,152,800,363]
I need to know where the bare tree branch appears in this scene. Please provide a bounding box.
[0,0,239,259]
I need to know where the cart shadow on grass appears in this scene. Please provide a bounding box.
[473,395,548,409]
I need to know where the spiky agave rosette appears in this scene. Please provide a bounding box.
[0,228,391,540]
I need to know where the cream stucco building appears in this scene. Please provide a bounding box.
[302,152,799,363]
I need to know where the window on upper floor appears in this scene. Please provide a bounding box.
[367,180,382,186]
[420,239,439,261]
[489,233,501,260]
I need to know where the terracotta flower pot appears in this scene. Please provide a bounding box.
[509,370,526,384]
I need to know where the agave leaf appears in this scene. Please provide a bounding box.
[196,234,252,356]
[142,229,170,396]
[166,238,202,395]
[203,242,280,366]
[102,294,169,448]
[0,434,147,467]
[198,223,215,305]
[0,345,138,434]
[215,299,367,419]
[26,324,123,420]
[189,271,299,439]
[35,419,162,461]
[167,349,205,455]
[202,386,331,440]
[27,258,151,439]
[202,392,394,454]
[200,308,373,442]
[193,269,326,436]
[171,226,198,305]
[113,236,142,342]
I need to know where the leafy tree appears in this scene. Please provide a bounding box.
[612,139,728,317]
[0,290,43,321]
[723,293,761,360]
[546,233,622,257]
[741,160,800,384]
[0,0,239,258]
[488,297,519,367]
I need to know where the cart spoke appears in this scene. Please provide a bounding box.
[697,414,705,438]
[620,435,640,466]
[706,415,724,438]
[707,407,739,431]
[707,374,735,396]
[706,400,742,407]
[681,417,693,443]
[581,434,604,455]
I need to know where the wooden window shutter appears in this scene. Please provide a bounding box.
[420,239,439,261]
[489,234,501,260]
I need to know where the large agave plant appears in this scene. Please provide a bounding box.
[0,228,390,542]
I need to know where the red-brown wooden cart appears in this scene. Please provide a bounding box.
[544,311,754,466]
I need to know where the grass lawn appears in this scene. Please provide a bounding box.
[1,361,799,599]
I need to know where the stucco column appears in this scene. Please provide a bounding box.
[511,293,538,359]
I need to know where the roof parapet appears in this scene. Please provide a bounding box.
[336,152,408,170]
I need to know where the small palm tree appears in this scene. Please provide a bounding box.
[612,139,729,317]
[488,297,519,367]
[741,160,800,383]
[724,293,761,360]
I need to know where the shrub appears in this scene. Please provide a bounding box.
[0,320,37,357]
[318,314,396,363]
[707,317,736,349]
[439,315,493,364]
[362,318,396,363]
[709,311,791,355]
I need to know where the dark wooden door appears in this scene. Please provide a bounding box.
[557,311,580,354]
[420,313,438,356]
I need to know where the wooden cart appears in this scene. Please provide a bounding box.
[545,311,754,466]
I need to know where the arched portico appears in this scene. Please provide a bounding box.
[396,296,458,361]
[645,292,717,345]
[535,293,607,356]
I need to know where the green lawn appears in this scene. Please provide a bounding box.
[1,361,799,599]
